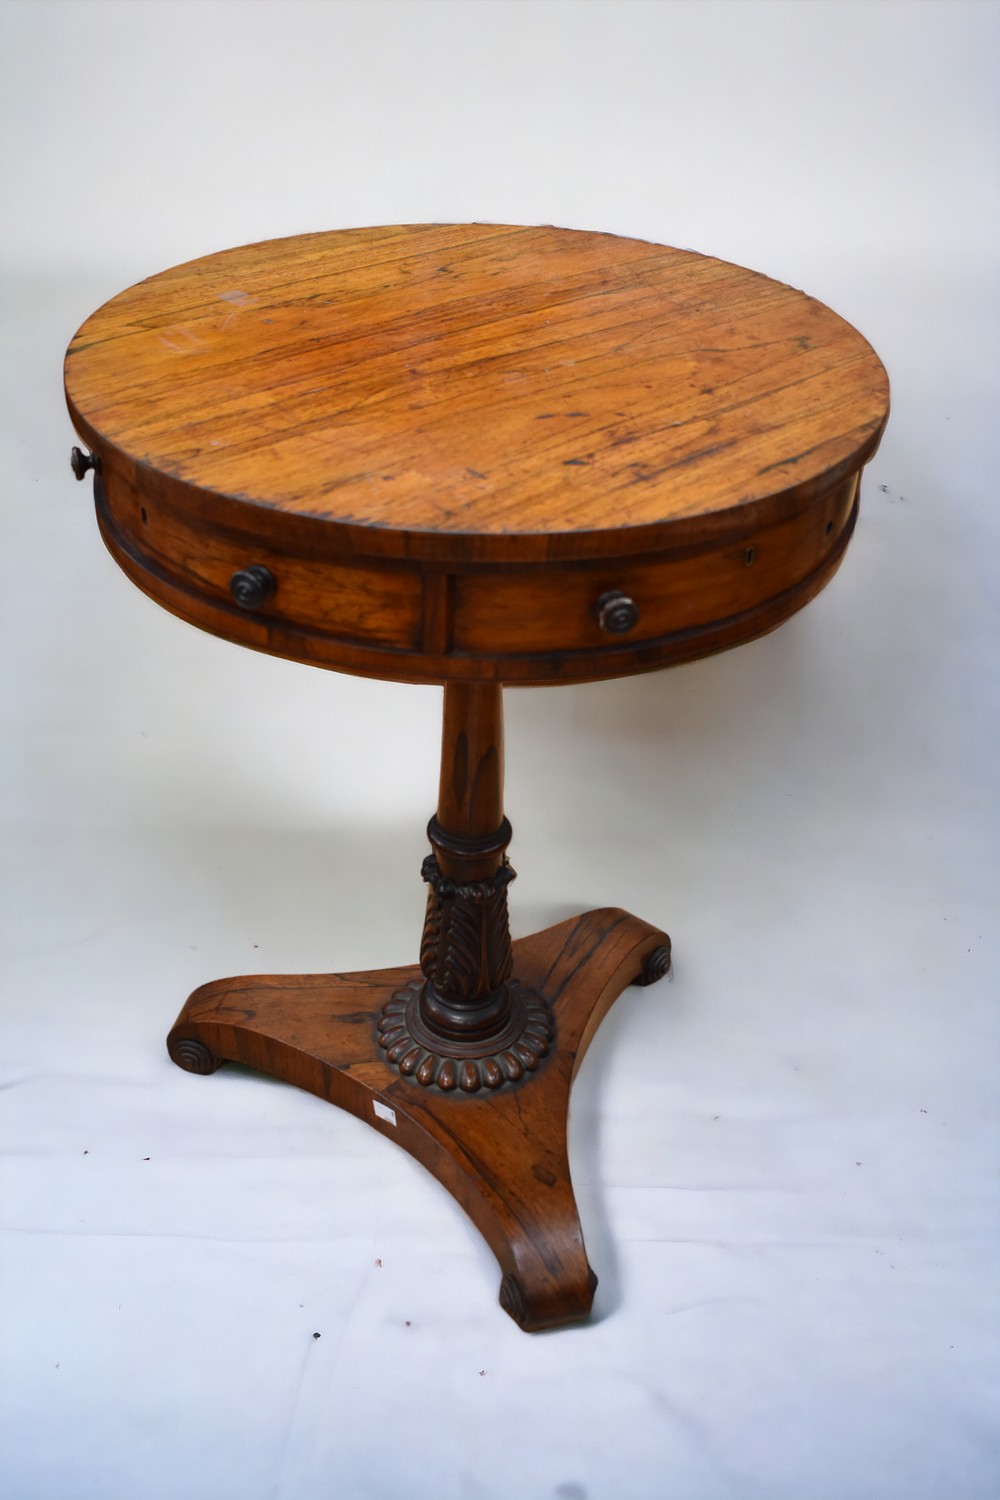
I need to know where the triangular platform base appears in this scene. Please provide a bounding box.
[167,908,670,1331]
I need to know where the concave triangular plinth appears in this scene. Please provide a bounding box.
[167,908,670,1330]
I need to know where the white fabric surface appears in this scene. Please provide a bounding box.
[2,4,997,1497]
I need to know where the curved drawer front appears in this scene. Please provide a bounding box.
[93,455,860,685]
[452,474,858,662]
[95,461,424,655]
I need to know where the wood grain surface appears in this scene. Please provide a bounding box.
[65,224,888,682]
[66,224,888,561]
[167,907,670,1331]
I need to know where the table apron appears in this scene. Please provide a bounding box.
[93,461,861,685]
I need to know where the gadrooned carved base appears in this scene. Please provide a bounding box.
[377,977,554,1091]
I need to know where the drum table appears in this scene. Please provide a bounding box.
[64,225,889,1330]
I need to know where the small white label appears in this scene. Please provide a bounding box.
[373,1100,397,1127]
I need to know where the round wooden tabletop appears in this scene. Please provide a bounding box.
[66,224,888,558]
[65,225,889,685]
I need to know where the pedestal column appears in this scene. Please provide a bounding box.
[377,684,553,1090]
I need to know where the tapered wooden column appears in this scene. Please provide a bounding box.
[436,682,506,855]
[421,683,513,1038]
[377,685,554,1091]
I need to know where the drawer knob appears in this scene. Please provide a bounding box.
[230,565,276,609]
[70,446,99,480]
[596,589,639,635]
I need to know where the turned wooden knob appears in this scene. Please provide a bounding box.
[230,565,276,609]
[70,446,98,480]
[596,589,639,635]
